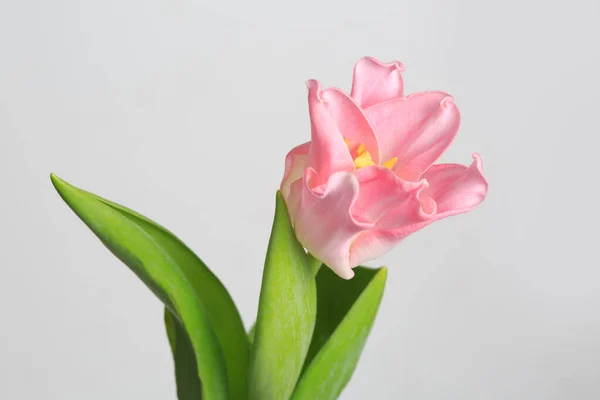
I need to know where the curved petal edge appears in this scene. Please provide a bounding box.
[351,57,405,108]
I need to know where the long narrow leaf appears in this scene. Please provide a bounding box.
[165,308,203,400]
[247,253,320,346]
[303,266,380,368]
[51,174,249,399]
[100,199,250,399]
[81,180,250,399]
[291,266,388,400]
[248,191,317,400]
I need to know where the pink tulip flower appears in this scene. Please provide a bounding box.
[281,57,488,279]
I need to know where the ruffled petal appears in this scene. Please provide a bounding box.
[364,91,451,164]
[292,168,372,279]
[420,153,488,217]
[348,154,487,267]
[321,88,380,163]
[352,165,424,224]
[349,229,413,268]
[280,142,310,198]
[394,96,460,181]
[350,57,405,108]
[348,184,428,267]
[306,80,354,187]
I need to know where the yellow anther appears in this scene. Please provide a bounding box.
[344,137,393,170]
[353,151,375,169]
[357,143,365,156]
[382,157,398,170]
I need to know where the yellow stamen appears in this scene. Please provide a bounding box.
[382,157,398,170]
[353,151,375,169]
[357,143,365,156]
[344,137,385,170]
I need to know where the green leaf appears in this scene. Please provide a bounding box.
[302,266,381,368]
[247,253,320,346]
[247,252,321,344]
[51,174,250,400]
[291,266,388,400]
[165,308,203,400]
[248,191,317,400]
[307,253,322,277]
[247,323,256,344]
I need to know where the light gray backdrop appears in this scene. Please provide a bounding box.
[1,0,599,399]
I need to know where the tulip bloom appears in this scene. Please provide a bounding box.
[281,57,488,279]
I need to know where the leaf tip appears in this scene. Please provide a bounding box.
[50,172,61,186]
[50,173,79,205]
[273,189,293,230]
[275,190,286,206]
[50,173,70,192]
[376,266,388,281]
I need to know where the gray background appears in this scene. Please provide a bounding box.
[1,0,599,399]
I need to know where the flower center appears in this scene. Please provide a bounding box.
[345,139,398,170]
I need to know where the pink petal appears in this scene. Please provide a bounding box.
[321,88,380,163]
[306,80,354,187]
[364,91,452,165]
[349,229,413,268]
[352,166,424,224]
[348,185,428,267]
[350,57,405,109]
[420,153,488,217]
[286,177,305,224]
[348,154,487,267]
[292,168,372,279]
[394,96,460,181]
[280,142,310,198]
